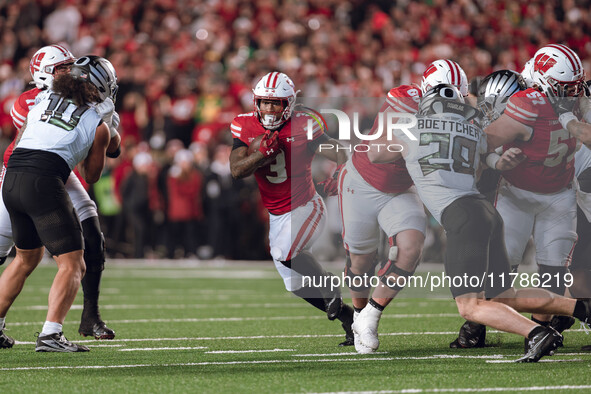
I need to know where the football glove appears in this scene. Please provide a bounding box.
[544,85,577,117]
[259,131,280,158]
[111,111,120,130]
[95,97,115,126]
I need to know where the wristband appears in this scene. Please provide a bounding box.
[106,145,121,158]
[558,112,577,130]
[485,152,501,170]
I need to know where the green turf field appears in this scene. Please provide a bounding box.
[1,260,591,393]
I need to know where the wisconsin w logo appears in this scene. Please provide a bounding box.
[31,52,45,73]
[423,64,438,78]
[534,54,557,75]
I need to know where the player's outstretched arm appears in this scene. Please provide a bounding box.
[367,131,403,163]
[81,123,110,184]
[484,113,532,151]
[314,136,348,165]
[313,136,348,196]
[545,85,591,147]
[561,118,591,147]
[483,147,527,171]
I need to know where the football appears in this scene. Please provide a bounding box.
[248,134,277,166]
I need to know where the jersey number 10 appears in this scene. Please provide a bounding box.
[40,93,89,131]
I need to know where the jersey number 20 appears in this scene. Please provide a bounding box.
[418,132,477,176]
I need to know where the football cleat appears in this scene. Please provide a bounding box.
[78,321,115,340]
[550,315,575,333]
[450,320,486,348]
[352,304,381,353]
[35,332,90,352]
[516,327,563,363]
[0,324,15,349]
[522,316,572,354]
[338,304,354,347]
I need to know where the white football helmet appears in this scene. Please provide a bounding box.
[520,58,535,88]
[29,44,76,89]
[421,59,469,97]
[531,44,585,96]
[252,72,298,130]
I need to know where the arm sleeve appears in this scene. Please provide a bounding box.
[10,99,28,130]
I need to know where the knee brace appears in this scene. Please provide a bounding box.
[538,264,568,295]
[343,251,376,292]
[82,216,105,273]
[377,237,413,291]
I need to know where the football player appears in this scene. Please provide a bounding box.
[229,72,354,346]
[342,59,468,354]
[450,69,528,349]
[572,144,591,301]
[0,46,119,347]
[483,44,586,347]
[0,56,113,351]
[369,84,591,362]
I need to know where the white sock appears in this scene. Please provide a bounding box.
[0,316,5,329]
[364,302,383,322]
[41,321,62,336]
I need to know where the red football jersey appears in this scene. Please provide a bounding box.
[6,87,43,166]
[502,88,575,193]
[231,111,323,215]
[351,85,419,194]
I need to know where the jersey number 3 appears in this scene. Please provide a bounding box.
[266,151,287,183]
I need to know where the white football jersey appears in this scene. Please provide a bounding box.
[17,91,101,170]
[575,144,591,178]
[396,109,486,223]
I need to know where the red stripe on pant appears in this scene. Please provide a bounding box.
[287,198,320,261]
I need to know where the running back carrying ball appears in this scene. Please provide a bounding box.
[248,131,279,167]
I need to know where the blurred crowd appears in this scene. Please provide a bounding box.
[0,0,589,259]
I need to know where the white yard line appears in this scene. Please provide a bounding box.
[205,348,294,354]
[486,359,583,364]
[12,303,307,311]
[119,346,207,351]
[293,352,388,357]
[319,385,591,394]
[4,313,461,326]
[15,329,586,345]
[1,354,585,373]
